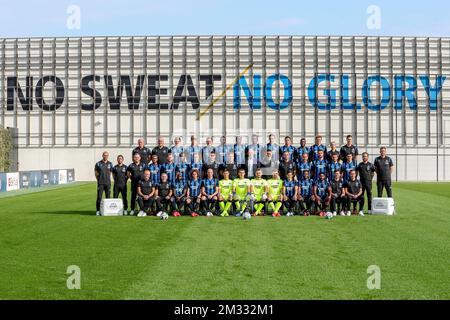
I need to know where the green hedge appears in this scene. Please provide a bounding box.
[0,127,12,172]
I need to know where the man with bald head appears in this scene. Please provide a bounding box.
[152,136,169,165]
[94,151,113,216]
[132,138,152,165]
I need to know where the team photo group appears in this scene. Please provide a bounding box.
[95,134,394,219]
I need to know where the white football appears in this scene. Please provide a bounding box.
[243,212,252,220]
[160,212,169,220]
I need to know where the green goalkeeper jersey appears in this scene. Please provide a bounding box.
[251,178,267,198]
[267,178,283,197]
[234,178,250,197]
[219,179,234,197]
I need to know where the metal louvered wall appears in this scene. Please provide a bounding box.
[0,36,449,181]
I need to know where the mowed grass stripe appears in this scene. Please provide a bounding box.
[0,182,449,299]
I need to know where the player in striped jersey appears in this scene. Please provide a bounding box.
[312,150,327,181]
[233,168,251,217]
[186,169,202,217]
[218,169,234,217]
[297,152,312,181]
[201,168,219,216]
[250,168,268,216]
[148,154,161,184]
[175,152,189,184]
[267,170,283,217]
[313,172,332,216]
[171,172,187,216]
[283,171,298,216]
[341,153,357,183]
[327,152,342,182]
[298,170,315,216]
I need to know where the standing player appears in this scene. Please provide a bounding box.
[341,153,357,183]
[343,170,364,216]
[283,171,298,216]
[233,168,251,217]
[279,136,296,161]
[148,154,161,185]
[218,169,234,216]
[246,134,262,165]
[297,152,311,182]
[340,134,359,162]
[170,136,184,165]
[330,170,346,216]
[327,152,342,182]
[279,150,296,181]
[126,153,145,216]
[219,152,239,180]
[112,155,128,215]
[374,147,394,198]
[312,150,327,181]
[234,136,247,166]
[94,151,113,216]
[250,168,268,216]
[152,136,169,165]
[267,170,283,217]
[136,169,156,217]
[202,137,216,164]
[298,170,315,216]
[160,153,176,184]
[186,169,202,217]
[171,172,186,216]
[187,135,202,164]
[201,168,219,216]
[175,152,189,184]
[313,172,332,216]
[357,152,376,214]
[326,141,339,163]
[202,150,220,179]
[189,153,203,179]
[296,138,310,162]
[155,172,172,216]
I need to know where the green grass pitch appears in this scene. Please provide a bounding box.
[0,182,449,300]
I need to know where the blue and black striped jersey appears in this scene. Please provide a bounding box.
[327,161,342,181]
[234,144,246,165]
[173,181,187,197]
[202,178,218,195]
[313,159,327,180]
[187,145,201,164]
[315,179,330,198]
[297,161,312,181]
[188,162,203,179]
[175,162,189,183]
[280,145,296,161]
[341,160,357,183]
[147,163,161,184]
[161,162,176,184]
[309,144,327,161]
[284,179,297,197]
[188,179,202,197]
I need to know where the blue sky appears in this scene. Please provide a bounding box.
[0,0,449,38]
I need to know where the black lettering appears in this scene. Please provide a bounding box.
[104,75,145,110]
[199,75,221,98]
[147,75,168,109]
[35,76,64,111]
[7,76,33,111]
[171,74,200,109]
[81,75,102,111]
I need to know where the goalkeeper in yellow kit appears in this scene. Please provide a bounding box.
[250,168,268,216]
[218,169,234,216]
[233,168,251,217]
[267,169,284,217]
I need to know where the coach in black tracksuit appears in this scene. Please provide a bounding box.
[357,152,376,212]
[127,153,146,215]
[374,147,394,198]
[112,155,128,213]
[94,151,113,214]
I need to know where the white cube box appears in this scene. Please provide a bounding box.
[100,198,124,216]
[371,198,395,215]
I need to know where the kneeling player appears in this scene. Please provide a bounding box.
[171,172,186,216]
[137,169,156,217]
[218,169,234,216]
[343,170,365,216]
[267,170,283,217]
[283,171,298,216]
[201,168,219,216]
[233,168,251,217]
[330,170,346,216]
[186,169,202,217]
[155,172,172,216]
[250,169,268,216]
[313,172,331,216]
[298,170,315,216]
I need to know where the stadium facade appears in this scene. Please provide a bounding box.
[0,35,449,181]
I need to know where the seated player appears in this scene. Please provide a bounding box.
[283,171,298,216]
[313,172,332,216]
[186,169,202,217]
[343,170,365,216]
[267,170,283,217]
[250,168,268,216]
[171,172,186,216]
[218,169,234,216]
[330,170,346,216]
[298,170,315,216]
[201,168,219,216]
[137,169,156,217]
[155,172,172,216]
[233,168,251,217]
